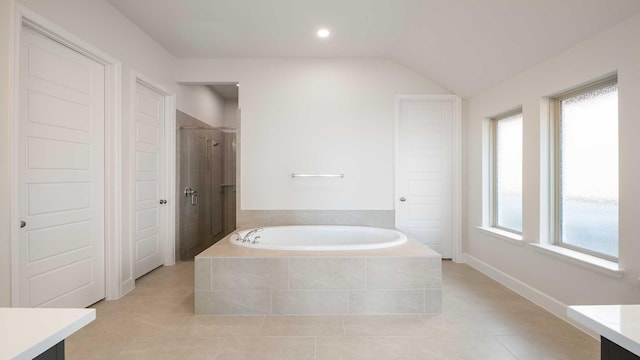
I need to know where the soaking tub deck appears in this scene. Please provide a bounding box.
[195,227,442,315]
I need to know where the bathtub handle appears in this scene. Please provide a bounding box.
[252,236,261,244]
[244,228,263,243]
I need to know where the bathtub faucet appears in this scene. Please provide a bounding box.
[232,228,263,243]
[244,228,263,244]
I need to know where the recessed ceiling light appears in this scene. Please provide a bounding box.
[316,28,330,38]
[236,83,239,87]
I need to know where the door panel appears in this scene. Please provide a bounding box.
[133,82,166,278]
[26,43,92,93]
[27,182,91,214]
[27,138,91,169]
[27,91,91,131]
[397,100,453,258]
[27,221,92,261]
[19,26,105,308]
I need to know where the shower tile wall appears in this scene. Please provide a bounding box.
[237,210,395,229]
[180,128,224,259]
[177,112,237,260]
[222,132,237,236]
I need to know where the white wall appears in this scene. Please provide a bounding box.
[178,85,225,128]
[223,99,239,129]
[465,13,640,308]
[0,0,15,306]
[176,59,449,210]
[6,0,222,297]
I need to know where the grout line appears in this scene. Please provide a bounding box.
[341,315,346,336]
[257,314,267,336]
[212,337,229,360]
[492,335,520,359]
[314,336,318,360]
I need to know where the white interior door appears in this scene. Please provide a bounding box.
[397,98,454,258]
[18,26,106,307]
[133,81,166,279]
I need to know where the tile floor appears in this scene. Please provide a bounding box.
[67,260,599,359]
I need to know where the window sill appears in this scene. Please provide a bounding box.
[476,226,525,246]
[529,243,623,278]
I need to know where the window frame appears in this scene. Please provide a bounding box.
[490,109,523,235]
[551,76,619,261]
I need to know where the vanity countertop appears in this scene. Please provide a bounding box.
[568,305,640,356]
[0,307,95,360]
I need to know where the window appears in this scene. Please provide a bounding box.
[553,77,618,260]
[491,110,523,233]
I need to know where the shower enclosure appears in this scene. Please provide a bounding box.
[177,127,236,260]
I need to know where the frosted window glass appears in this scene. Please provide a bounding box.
[559,83,618,258]
[495,113,523,232]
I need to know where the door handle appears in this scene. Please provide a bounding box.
[20,221,26,228]
[159,199,167,205]
[399,197,406,202]
[191,193,198,206]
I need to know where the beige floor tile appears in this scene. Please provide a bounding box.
[316,336,518,360]
[421,311,530,337]
[128,285,195,297]
[114,338,225,360]
[408,336,519,360]
[442,292,501,313]
[68,317,108,339]
[80,312,188,338]
[135,263,195,288]
[217,337,315,360]
[90,296,141,315]
[442,286,538,314]
[343,315,434,336]
[259,315,344,336]
[71,260,600,360]
[173,315,265,337]
[316,336,412,360]
[65,337,131,360]
[508,310,590,336]
[91,294,194,315]
[496,331,599,360]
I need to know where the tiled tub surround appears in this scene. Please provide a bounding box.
[237,210,395,229]
[195,237,441,315]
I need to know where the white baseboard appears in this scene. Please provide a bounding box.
[462,253,599,339]
[121,278,135,297]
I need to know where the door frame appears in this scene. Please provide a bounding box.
[11,4,124,305]
[394,94,463,262]
[127,71,176,287]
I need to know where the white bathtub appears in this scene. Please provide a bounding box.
[228,225,407,251]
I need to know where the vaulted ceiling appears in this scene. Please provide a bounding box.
[108,0,640,97]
